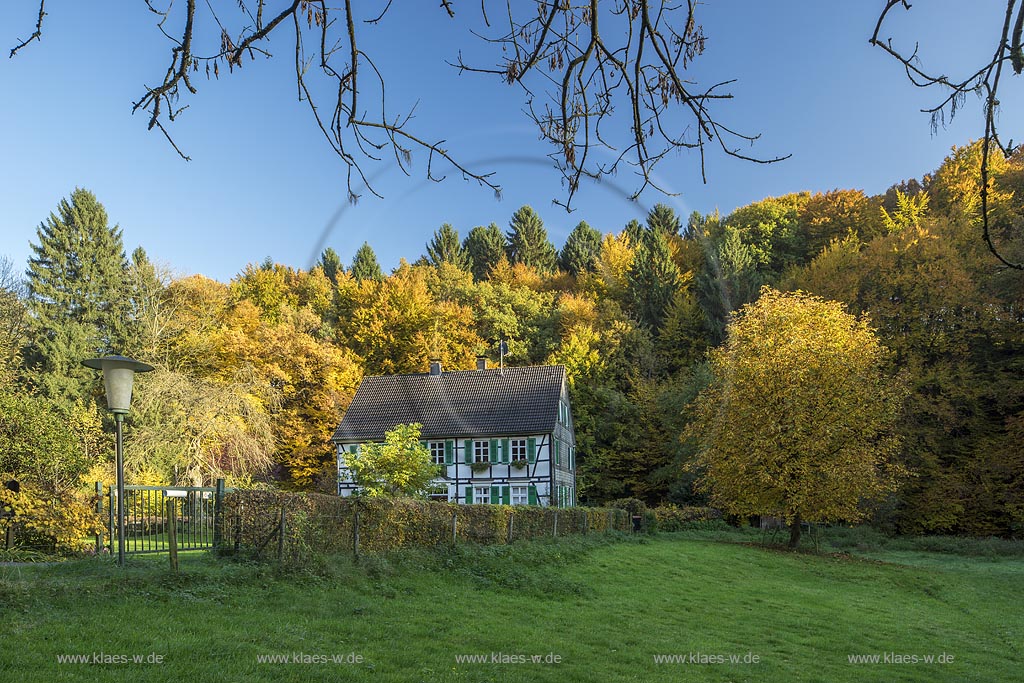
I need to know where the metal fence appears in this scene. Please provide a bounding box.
[95,480,228,555]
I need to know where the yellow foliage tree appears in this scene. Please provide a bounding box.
[689,288,907,547]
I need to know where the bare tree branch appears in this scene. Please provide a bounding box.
[9,0,46,58]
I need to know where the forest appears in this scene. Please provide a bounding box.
[1,141,1022,549]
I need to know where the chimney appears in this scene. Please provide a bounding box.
[429,359,442,376]
[476,357,488,371]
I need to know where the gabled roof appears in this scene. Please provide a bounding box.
[332,365,567,443]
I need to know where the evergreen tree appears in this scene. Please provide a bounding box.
[646,203,682,237]
[425,223,471,270]
[623,218,645,245]
[463,223,507,281]
[319,247,343,284]
[627,229,680,332]
[559,221,603,276]
[25,188,130,405]
[506,205,557,273]
[350,242,383,282]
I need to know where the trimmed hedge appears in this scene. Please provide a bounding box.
[219,490,631,563]
[649,505,722,532]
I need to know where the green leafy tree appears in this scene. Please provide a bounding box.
[506,206,557,273]
[350,242,383,282]
[689,288,907,547]
[345,423,439,497]
[425,223,471,271]
[559,221,603,275]
[25,188,131,405]
[0,257,28,385]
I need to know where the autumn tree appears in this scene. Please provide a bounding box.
[345,423,439,498]
[689,288,907,547]
[425,223,471,271]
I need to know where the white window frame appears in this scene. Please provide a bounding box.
[510,486,529,506]
[428,484,449,501]
[474,486,491,504]
[510,439,527,460]
[429,441,446,465]
[473,440,490,463]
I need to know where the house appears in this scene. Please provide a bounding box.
[331,359,577,507]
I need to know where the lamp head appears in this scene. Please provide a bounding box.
[82,355,155,413]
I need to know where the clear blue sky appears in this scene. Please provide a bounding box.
[1,1,1017,282]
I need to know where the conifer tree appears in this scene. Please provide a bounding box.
[25,188,130,405]
[506,205,557,273]
[350,242,383,282]
[627,229,680,331]
[319,247,343,283]
[559,221,603,276]
[646,203,682,237]
[425,223,471,270]
[463,223,506,280]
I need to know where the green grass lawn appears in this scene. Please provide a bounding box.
[1,530,1020,682]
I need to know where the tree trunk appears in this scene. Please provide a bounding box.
[788,514,802,548]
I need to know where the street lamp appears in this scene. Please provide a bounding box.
[82,355,154,566]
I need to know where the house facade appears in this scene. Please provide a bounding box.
[331,360,577,507]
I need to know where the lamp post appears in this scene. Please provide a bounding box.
[82,355,154,566]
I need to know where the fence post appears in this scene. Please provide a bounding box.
[352,507,361,562]
[94,482,103,553]
[506,513,514,544]
[607,509,613,534]
[212,478,225,550]
[167,499,179,572]
[108,486,115,555]
[450,509,457,546]
[233,502,242,553]
[553,510,559,538]
[277,506,287,562]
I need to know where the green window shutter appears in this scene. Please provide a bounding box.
[489,439,498,461]
[527,437,537,463]
[555,439,561,466]
[501,439,510,464]
[348,445,358,454]
[465,486,473,504]
[490,485,500,504]
[502,486,510,505]
[528,484,538,506]
[444,440,454,465]
[464,439,473,464]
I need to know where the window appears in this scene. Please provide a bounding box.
[511,486,529,506]
[428,484,448,501]
[509,439,527,460]
[474,486,491,504]
[473,440,490,463]
[429,441,446,465]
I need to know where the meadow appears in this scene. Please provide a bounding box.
[1,527,1020,682]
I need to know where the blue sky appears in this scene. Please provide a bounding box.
[1,1,1018,282]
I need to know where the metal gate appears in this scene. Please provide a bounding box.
[95,480,228,555]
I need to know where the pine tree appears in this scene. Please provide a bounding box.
[350,242,383,282]
[506,205,557,273]
[559,220,603,275]
[623,218,644,245]
[25,188,131,405]
[463,223,507,280]
[425,223,471,270]
[319,247,343,284]
[646,203,682,237]
[627,229,680,331]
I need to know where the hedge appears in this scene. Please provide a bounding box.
[219,490,631,563]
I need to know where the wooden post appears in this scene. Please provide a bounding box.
[233,502,242,553]
[4,524,13,551]
[277,506,287,562]
[352,508,361,562]
[166,499,179,572]
[553,510,559,538]
[108,486,115,555]
[506,513,514,544]
[212,478,225,550]
[450,509,457,546]
[94,481,103,553]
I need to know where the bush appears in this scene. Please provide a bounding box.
[0,484,102,555]
[649,505,722,532]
